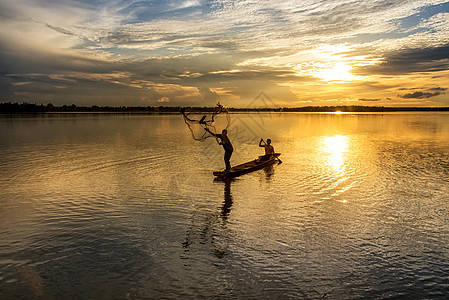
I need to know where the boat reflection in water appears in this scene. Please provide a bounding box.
[262,163,276,181]
[182,160,280,261]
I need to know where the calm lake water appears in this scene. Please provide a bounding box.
[1,112,449,299]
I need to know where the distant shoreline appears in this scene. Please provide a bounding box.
[1,102,449,113]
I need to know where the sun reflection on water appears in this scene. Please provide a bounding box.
[322,135,349,173]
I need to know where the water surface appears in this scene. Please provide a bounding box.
[1,112,449,299]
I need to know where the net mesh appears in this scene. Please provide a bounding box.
[181,103,230,142]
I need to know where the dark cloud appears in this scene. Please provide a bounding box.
[356,43,449,75]
[358,98,381,102]
[139,87,164,104]
[398,91,442,99]
[43,22,76,36]
[7,74,145,105]
[226,79,297,105]
[428,87,447,92]
[398,86,447,91]
[0,43,117,75]
[0,78,15,100]
[0,42,302,106]
[397,86,447,99]
[198,87,219,104]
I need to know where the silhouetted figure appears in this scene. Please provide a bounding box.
[259,138,275,161]
[206,128,233,172]
[221,178,233,218]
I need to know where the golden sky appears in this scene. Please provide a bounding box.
[0,0,448,107]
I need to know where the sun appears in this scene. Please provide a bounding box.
[315,62,358,81]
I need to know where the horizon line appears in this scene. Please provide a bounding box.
[1,102,449,112]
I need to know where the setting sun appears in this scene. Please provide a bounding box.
[1,0,449,298]
[315,62,359,82]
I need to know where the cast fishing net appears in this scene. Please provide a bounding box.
[181,103,230,142]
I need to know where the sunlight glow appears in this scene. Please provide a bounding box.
[323,135,349,172]
[315,62,358,81]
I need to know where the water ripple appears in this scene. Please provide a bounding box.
[2,113,449,299]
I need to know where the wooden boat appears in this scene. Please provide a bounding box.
[213,153,281,178]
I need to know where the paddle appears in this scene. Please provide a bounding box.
[261,138,282,164]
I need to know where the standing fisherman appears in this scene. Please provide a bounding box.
[205,128,233,172]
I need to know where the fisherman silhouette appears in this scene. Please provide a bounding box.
[205,128,233,172]
[258,138,275,161]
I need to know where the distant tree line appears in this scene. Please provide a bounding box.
[1,102,448,113]
[278,106,449,112]
[0,102,185,113]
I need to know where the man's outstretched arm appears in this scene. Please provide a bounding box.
[205,127,218,137]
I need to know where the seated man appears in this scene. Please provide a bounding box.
[258,138,275,161]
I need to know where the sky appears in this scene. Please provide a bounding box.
[0,0,449,107]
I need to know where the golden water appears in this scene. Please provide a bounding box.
[1,112,448,298]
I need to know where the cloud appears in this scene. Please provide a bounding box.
[14,0,439,57]
[198,87,219,104]
[0,78,15,100]
[429,87,447,92]
[358,98,381,102]
[398,91,441,99]
[398,86,447,99]
[157,97,170,103]
[357,43,449,75]
[1,0,449,106]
